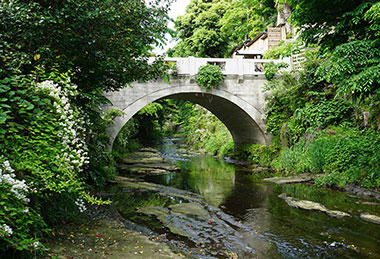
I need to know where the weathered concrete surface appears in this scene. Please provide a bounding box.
[105,74,272,149]
[278,193,351,219]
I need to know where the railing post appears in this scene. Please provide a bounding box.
[236,56,244,83]
[189,56,196,83]
[189,56,196,76]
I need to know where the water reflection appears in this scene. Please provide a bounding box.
[145,156,235,207]
[141,138,380,258]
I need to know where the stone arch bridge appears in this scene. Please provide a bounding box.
[104,56,290,149]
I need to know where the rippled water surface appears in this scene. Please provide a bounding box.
[115,138,380,258]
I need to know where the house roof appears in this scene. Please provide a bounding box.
[230,31,267,55]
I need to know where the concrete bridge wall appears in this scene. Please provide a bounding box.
[104,57,290,149]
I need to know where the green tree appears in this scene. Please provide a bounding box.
[219,0,276,48]
[0,0,172,255]
[0,0,171,92]
[169,0,232,57]
[290,0,380,124]
[0,0,172,186]
[289,0,378,49]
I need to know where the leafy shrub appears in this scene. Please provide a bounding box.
[285,98,353,144]
[272,128,380,188]
[271,139,310,174]
[196,64,224,91]
[219,139,234,157]
[0,72,108,255]
[234,144,274,166]
[263,62,289,80]
[0,159,48,255]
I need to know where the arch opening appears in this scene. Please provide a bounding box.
[107,86,270,150]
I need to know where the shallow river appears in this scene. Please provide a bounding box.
[113,138,380,258]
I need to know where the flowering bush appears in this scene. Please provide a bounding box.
[0,71,105,255]
[0,159,47,253]
[32,78,90,192]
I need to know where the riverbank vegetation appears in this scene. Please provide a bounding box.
[167,0,380,189]
[0,0,171,256]
[263,0,380,188]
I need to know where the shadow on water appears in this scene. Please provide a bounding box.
[115,137,380,258]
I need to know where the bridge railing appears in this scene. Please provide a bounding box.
[159,56,291,76]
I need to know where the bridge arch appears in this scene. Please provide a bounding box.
[106,80,271,149]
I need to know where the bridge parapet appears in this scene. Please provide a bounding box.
[156,56,291,76]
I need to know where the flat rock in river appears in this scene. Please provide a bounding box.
[119,163,179,172]
[136,206,190,238]
[114,176,202,202]
[120,148,164,164]
[169,203,208,218]
[139,147,161,154]
[118,163,179,175]
[119,167,166,175]
[360,213,380,224]
[121,156,165,164]
[263,174,322,184]
[279,193,351,219]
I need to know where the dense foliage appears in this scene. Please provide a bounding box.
[195,64,225,91]
[0,0,170,255]
[289,0,378,49]
[289,0,380,124]
[169,0,277,57]
[257,0,380,188]
[220,0,276,48]
[0,72,92,256]
[0,0,170,91]
[177,103,234,156]
[169,0,231,57]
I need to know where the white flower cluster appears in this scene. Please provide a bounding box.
[0,161,30,203]
[32,241,39,248]
[0,224,13,237]
[75,197,87,213]
[37,80,90,173]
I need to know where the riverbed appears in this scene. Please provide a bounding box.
[110,137,380,258]
[46,137,380,258]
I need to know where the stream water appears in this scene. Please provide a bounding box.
[112,137,380,258]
